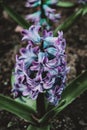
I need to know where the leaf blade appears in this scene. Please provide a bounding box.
[54,71,87,116]
[57,1,75,8]
[0,94,36,124]
[39,71,87,124]
[27,125,50,130]
[54,8,83,36]
[1,3,29,29]
[82,5,87,15]
[15,97,36,111]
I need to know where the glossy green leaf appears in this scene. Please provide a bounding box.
[15,97,36,111]
[57,1,75,8]
[0,94,37,125]
[54,71,87,116]
[27,125,50,130]
[82,5,87,15]
[54,8,83,36]
[39,71,87,124]
[1,3,29,28]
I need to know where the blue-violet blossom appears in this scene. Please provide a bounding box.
[12,25,69,105]
[78,0,87,4]
[25,0,61,27]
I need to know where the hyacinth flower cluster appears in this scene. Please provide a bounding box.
[25,0,61,28]
[12,25,69,106]
[78,0,87,4]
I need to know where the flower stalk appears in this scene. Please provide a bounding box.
[36,93,45,118]
[41,0,45,19]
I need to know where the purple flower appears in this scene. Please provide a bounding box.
[25,11,41,23]
[46,85,64,105]
[78,0,87,4]
[25,0,41,7]
[43,5,61,22]
[12,25,69,105]
[21,25,41,44]
[25,0,61,27]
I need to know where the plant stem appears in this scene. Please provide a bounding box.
[37,0,46,116]
[36,93,45,118]
[41,0,45,18]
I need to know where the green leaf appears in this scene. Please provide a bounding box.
[82,5,87,15]
[0,94,37,125]
[39,71,87,124]
[1,3,29,29]
[57,1,75,8]
[27,125,50,130]
[15,97,36,111]
[54,8,83,36]
[54,71,87,116]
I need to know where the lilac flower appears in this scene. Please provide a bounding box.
[78,0,87,4]
[25,0,61,27]
[43,5,61,22]
[21,25,41,43]
[25,11,41,23]
[12,25,69,105]
[25,0,41,7]
[46,85,64,105]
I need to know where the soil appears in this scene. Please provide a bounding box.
[0,0,87,130]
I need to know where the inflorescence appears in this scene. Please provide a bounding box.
[25,0,61,28]
[12,25,69,105]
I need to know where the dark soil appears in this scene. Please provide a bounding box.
[0,0,87,130]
